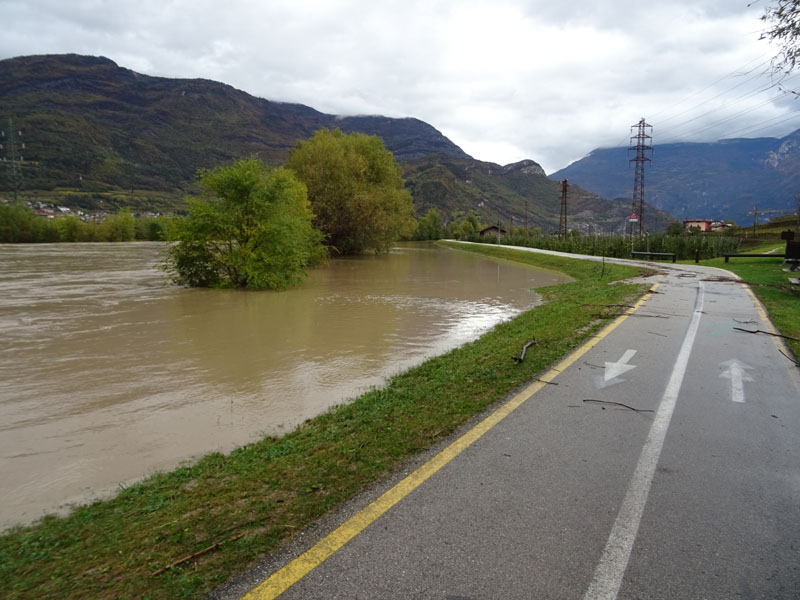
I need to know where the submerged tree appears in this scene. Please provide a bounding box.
[287,129,417,254]
[166,158,325,290]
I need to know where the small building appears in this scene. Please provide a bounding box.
[683,219,712,232]
[479,224,507,238]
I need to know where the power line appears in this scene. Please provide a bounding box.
[722,111,800,138]
[596,54,797,155]
[650,55,774,126]
[656,75,789,139]
[605,58,776,148]
[665,94,785,140]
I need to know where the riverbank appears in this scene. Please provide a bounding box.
[1,241,555,529]
[0,244,647,599]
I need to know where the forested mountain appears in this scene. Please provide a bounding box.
[550,131,800,226]
[1,53,672,232]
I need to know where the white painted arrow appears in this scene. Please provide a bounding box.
[719,359,754,403]
[605,349,638,382]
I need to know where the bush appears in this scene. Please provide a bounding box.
[165,158,325,290]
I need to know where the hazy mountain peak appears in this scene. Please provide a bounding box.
[502,159,546,177]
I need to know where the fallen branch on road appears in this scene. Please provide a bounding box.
[582,399,654,413]
[779,349,800,367]
[704,276,800,296]
[594,312,669,319]
[733,327,800,342]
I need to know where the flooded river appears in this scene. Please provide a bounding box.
[0,242,568,529]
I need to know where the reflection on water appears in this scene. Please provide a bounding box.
[0,241,568,529]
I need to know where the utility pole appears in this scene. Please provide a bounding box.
[559,179,568,239]
[746,204,794,236]
[1,118,24,200]
[629,118,652,238]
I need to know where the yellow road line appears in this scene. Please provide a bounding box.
[243,283,660,599]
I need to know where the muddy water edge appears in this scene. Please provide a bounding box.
[0,241,569,529]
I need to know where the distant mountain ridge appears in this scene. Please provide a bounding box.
[551,131,800,226]
[0,53,672,232]
[0,54,468,190]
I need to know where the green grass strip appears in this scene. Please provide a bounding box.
[0,243,645,599]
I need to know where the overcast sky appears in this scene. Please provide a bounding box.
[2,0,799,173]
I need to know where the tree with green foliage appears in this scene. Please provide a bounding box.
[0,201,58,242]
[101,209,136,241]
[56,215,91,241]
[287,129,417,254]
[666,220,684,236]
[415,208,444,240]
[135,216,176,241]
[459,221,475,239]
[165,158,324,290]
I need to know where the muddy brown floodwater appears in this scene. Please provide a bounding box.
[0,241,569,530]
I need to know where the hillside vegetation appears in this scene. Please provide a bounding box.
[1,53,672,233]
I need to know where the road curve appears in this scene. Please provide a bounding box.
[213,247,800,600]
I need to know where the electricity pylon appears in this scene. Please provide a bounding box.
[629,118,652,237]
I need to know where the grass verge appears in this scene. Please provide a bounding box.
[0,243,646,599]
[700,254,800,360]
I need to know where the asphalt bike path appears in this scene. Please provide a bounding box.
[216,250,800,600]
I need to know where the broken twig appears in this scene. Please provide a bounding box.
[152,532,246,576]
[779,348,800,367]
[512,338,538,363]
[703,276,800,296]
[582,399,654,413]
[733,327,800,342]
[594,313,669,319]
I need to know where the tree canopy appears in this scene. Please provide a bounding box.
[414,208,444,240]
[165,158,324,290]
[287,129,417,254]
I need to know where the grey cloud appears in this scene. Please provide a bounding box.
[1,0,796,173]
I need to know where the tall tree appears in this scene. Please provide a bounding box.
[165,158,324,290]
[287,129,417,254]
[415,208,444,240]
[102,209,136,241]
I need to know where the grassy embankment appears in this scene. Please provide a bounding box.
[0,243,648,599]
[695,243,800,360]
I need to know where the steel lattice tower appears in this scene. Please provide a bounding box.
[629,118,652,237]
[559,179,568,238]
